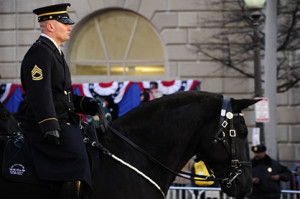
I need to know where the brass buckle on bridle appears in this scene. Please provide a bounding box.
[221,121,228,128]
[231,159,240,168]
[229,130,236,137]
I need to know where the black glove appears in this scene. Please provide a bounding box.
[44,130,60,145]
[82,97,100,115]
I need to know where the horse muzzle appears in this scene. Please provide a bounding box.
[220,169,252,197]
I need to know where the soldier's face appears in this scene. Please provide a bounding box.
[52,20,72,43]
[253,151,266,160]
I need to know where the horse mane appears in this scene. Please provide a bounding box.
[113,90,222,130]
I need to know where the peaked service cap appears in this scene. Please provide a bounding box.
[251,144,267,153]
[33,3,74,25]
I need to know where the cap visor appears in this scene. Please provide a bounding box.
[57,18,74,25]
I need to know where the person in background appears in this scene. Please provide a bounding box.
[103,96,119,121]
[250,144,292,199]
[19,3,99,198]
[140,91,150,104]
[149,82,163,100]
[292,163,300,191]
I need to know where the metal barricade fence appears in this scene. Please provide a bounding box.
[167,186,300,199]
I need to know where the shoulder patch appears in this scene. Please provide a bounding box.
[31,65,43,81]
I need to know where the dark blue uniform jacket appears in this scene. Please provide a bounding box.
[20,36,91,187]
[250,154,292,199]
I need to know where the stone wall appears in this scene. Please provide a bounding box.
[0,0,299,167]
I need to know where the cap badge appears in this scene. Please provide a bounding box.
[66,6,70,12]
[253,146,258,151]
[31,65,43,81]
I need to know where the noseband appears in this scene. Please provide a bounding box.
[211,97,251,188]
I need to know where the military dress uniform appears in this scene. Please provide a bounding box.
[19,3,98,191]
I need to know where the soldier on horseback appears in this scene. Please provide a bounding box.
[19,3,99,198]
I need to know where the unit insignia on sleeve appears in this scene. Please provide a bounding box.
[31,65,43,80]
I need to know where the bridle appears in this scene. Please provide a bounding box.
[208,96,252,188]
[166,96,251,188]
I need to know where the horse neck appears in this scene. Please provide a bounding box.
[109,96,221,189]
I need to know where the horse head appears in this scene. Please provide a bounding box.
[197,97,259,198]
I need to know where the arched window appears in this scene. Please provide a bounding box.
[68,9,165,76]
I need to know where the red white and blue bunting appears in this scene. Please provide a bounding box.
[138,80,199,95]
[1,80,200,115]
[73,81,134,104]
[0,83,20,103]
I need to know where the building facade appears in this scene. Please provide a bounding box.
[0,0,299,167]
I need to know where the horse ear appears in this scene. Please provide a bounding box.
[231,98,261,112]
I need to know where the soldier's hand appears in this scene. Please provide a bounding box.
[44,130,60,145]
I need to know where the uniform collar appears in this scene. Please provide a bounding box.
[40,33,62,54]
[37,36,65,65]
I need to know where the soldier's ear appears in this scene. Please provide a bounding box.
[47,22,55,32]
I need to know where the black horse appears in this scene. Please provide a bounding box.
[0,91,257,199]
